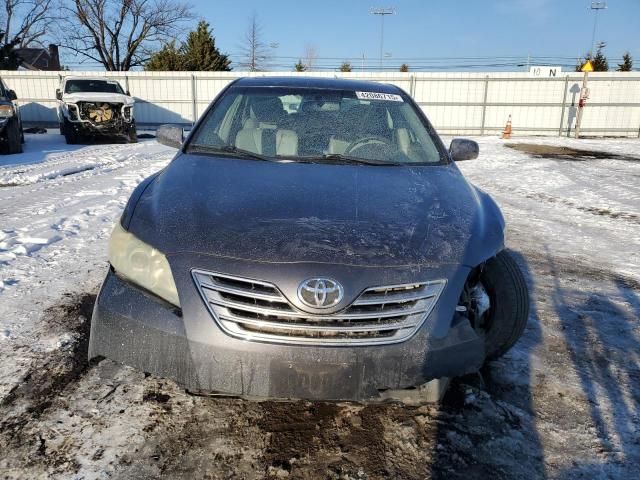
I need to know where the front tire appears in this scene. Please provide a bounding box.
[127,122,138,143]
[1,118,23,154]
[479,250,530,359]
[63,118,79,145]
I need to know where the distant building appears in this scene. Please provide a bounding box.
[15,44,60,71]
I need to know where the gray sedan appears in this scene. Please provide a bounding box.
[89,76,529,401]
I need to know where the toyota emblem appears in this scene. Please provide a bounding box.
[297,278,344,309]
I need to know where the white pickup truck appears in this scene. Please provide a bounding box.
[56,77,137,144]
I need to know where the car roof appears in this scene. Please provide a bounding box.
[63,77,120,82]
[233,76,403,94]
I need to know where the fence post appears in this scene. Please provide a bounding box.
[480,75,489,136]
[409,74,416,98]
[191,73,197,125]
[558,75,569,136]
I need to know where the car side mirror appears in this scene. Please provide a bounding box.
[8,90,17,101]
[125,90,131,96]
[157,124,183,149]
[55,89,62,101]
[449,138,479,161]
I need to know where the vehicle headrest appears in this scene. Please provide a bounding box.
[243,117,258,129]
[251,96,285,123]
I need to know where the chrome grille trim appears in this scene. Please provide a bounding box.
[192,270,446,346]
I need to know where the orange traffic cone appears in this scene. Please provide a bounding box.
[501,115,512,139]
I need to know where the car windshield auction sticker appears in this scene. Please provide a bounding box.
[356,91,404,102]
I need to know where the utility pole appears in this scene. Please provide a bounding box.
[590,2,607,56]
[370,7,395,70]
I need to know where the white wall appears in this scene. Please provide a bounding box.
[2,70,639,137]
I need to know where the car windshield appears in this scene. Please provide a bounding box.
[188,86,446,165]
[65,80,124,94]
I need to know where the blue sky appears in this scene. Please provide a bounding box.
[190,0,639,71]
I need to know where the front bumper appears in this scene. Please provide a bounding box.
[68,120,134,137]
[89,256,485,401]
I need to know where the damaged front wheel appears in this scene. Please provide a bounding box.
[127,121,138,144]
[464,251,530,359]
[63,119,79,145]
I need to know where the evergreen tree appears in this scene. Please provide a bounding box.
[617,52,633,72]
[575,47,609,72]
[181,21,231,71]
[294,59,307,72]
[144,21,231,71]
[145,41,184,71]
[339,62,352,72]
[593,47,609,71]
[399,63,409,72]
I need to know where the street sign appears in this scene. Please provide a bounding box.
[529,66,562,77]
[580,61,594,72]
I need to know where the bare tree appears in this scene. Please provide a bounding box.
[57,0,194,71]
[1,0,54,47]
[302,44,317,71]
[238,13,270,71]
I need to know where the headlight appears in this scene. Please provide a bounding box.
[65,104,79,120]
[108,222,180,307]
[0,105,14,118]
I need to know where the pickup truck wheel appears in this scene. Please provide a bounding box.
[63,119,78,145]
[469,250,529,359]
[1,118,23,154]
[127,123,138,143]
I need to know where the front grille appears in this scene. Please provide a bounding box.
[78,102,122,124]
[192,270,446,346]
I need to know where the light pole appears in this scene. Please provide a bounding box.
[590,2,607,56]
[370,7,395,70]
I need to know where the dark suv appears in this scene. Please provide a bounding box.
[0,77,23,155]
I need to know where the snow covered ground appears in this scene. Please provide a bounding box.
[0,132,638,479]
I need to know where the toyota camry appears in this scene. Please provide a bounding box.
[89,76,529,401]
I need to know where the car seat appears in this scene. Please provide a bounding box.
[235,97,298,156]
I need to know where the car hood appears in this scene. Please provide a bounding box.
[127,154,504,267]
[62,92,134,105]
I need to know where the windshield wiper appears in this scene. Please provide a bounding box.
[299,154,394,166]
[188,144,273,162]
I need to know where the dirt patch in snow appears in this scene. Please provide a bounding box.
[523,192,640,225]
[0,293,96,474]
[1,293,95,408]
[114,376,547,480]
[505,143,640,162]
